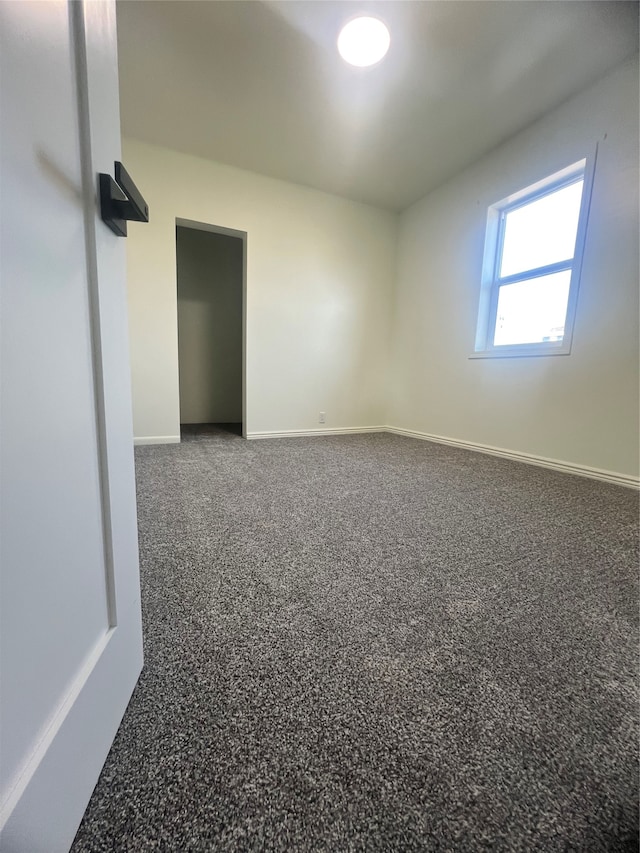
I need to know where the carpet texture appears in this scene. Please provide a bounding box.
[72,429,639,852]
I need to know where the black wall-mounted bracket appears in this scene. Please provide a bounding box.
[99,161,149,237]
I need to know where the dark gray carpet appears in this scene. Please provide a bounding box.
[72,429,639,852]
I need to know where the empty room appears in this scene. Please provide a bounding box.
[1,1,638,851]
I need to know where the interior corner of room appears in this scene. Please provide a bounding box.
[123,53,639,487]
[3,2,638,850]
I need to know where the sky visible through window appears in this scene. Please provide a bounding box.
[494,180,584,346]
[494,272,571,346]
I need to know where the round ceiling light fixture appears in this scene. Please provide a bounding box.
[337,16,390,67]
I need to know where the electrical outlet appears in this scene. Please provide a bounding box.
[319,411,326,424]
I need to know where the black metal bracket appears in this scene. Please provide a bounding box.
[99,161,149,237]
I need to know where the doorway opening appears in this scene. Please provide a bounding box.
[175,218,247,439]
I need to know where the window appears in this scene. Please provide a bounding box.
[473,155,595,358]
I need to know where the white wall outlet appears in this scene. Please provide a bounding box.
[319,411,326,424]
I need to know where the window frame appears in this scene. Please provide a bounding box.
[471,150,597,359]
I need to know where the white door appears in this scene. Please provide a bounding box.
[0,2,143,850]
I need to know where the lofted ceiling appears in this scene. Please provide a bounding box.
[116,0,639,211]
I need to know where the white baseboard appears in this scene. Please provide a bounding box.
[133,435,180,446]
[386,426,639,490]
[246,426,385,440]
[132,426,638,489]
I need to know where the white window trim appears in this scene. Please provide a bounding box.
[470,148,598,359]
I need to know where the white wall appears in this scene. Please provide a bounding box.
[124,139,397,441]
[177,226,243,424]
[388,57,639,479]
[125,58,638,481]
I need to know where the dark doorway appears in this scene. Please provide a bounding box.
[176,222,245,437]
[180,423,242,440]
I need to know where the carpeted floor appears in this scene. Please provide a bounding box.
[72,429,639,852]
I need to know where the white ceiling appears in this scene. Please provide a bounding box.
[116,1,639,211]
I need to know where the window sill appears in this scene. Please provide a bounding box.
[469,346,571,359]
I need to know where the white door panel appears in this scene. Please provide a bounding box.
[0,0,110,795]
[0,2,143,850]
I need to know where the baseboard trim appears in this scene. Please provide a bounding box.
[132,426,638,489]
[385,426,639,489]
[133,435,180,446]
[246,426,385,440]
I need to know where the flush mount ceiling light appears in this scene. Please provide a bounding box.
[337,16,390,67]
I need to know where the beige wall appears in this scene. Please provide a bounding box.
[388,57,639,479]
[125,58,638,481]
[177,226,243,424]
[124,139,397,441]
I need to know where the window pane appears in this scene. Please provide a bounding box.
[493,271,571,346]
[499,180,583,278]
